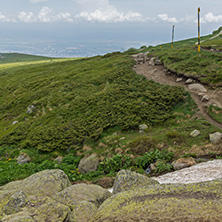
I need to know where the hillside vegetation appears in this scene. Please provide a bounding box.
[0,28,222,186]
[0,52,184,151]
[0,53,52,64]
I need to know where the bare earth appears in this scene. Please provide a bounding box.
[132,57,222,184]
[133,60,222,129]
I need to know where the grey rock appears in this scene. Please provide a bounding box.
[149,57,156,66]
[3,191,26,215]
[113,170,159,194]
[188,83,207,93]
[155,59,162,65]
[201,95,210,102]
[139,124,148,133]
[53,183,112,209]
[1,169,71,197]
[17,154,31,165]
[172,157,196,170]
[176,78,183,82]
[209,132,222,144]
[78,154,99,174]
[54,156,63,164]
[190,130,200,137]
[185,78,194,84]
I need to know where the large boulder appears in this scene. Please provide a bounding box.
[32,201,71,222]
[93,179,222,221]
[53,183,112,210]
[0,170,71,221]
[78,154,99,174]
[0,169,71,197]
[0,169,112,222]
[113,170,159,194]
[53,183,112,222]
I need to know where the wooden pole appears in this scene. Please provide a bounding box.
[171,25,175,48]
[198,7,201,52]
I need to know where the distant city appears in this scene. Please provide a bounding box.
[0,38,148,58]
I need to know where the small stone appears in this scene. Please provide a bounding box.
[209,132,222,144]
[78,154,99,174]
[155,59,162,65]
[149,57,155,66]
[54,156,63,164]
[176,78,183,82]
[17,154,31,165]
[12,121,18,125]
[190,130,200,137]
[201,95,210,102]
[185,78,194,84]
[150,163,156,171]
[172,157,196,170]
[139,124,148,133]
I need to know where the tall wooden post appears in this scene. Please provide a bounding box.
[198,7,201,52]
[171,25,175,49]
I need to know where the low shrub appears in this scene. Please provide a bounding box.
[128,136,156,154]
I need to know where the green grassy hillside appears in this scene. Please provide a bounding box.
[145,27,222,86]
[0,53,52,64]
[0,52,184,152]
[0,33,221,186]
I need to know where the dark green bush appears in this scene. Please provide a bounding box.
[128,136,156,154]
[62,154,81,166]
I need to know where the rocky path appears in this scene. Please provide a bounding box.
[132,56,222,130]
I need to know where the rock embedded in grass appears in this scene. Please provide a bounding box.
[188,83,207,93]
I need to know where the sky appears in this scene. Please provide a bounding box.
[0,0,222,57]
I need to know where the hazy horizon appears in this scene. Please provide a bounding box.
[0,0,222,57]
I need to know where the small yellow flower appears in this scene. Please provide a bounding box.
[7,158,11,161]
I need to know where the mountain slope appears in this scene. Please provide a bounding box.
[0,52,184,151]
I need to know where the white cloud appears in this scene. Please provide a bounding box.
[201,12,222,23]
[56,13,74,22]
[158,14,178,23]
[29,0,48,3]
[18,11,37,23]
[37,7,53,22]
[76,8,144,22]
[0,13,16,22]
[74,0,144,22]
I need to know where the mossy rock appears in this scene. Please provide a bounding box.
[0,169,71,197]
[53,183,112,210]
[2,212,35,222]
[71,201,98,222]
[32,201,71,222]
[94,179,222,221]
[113,170,159,194]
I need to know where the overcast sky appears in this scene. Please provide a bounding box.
[0,0,222,56]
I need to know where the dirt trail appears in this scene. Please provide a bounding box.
[132,57,222,130]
